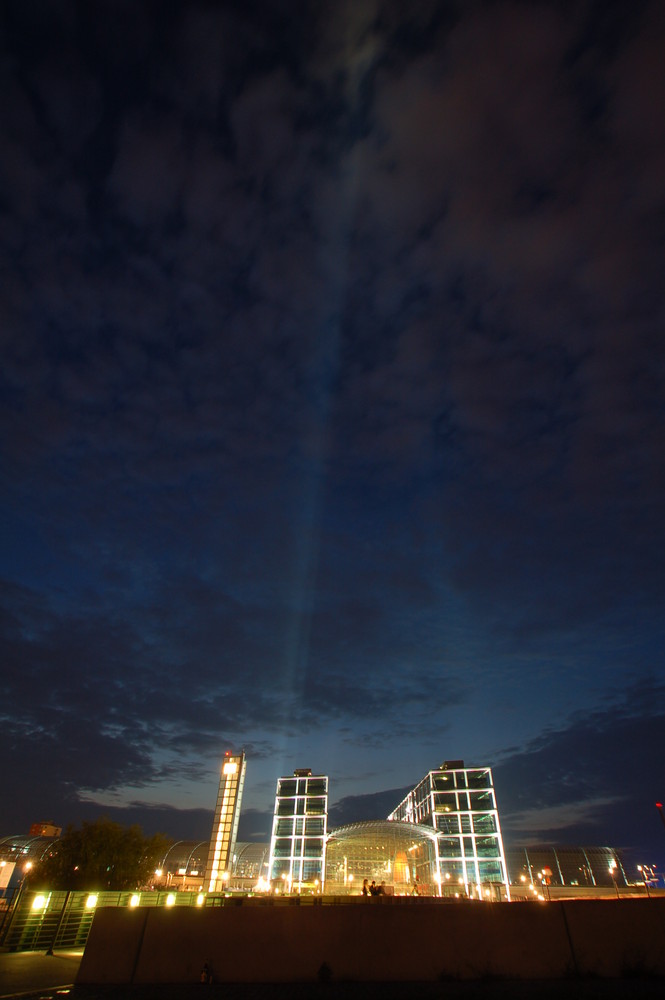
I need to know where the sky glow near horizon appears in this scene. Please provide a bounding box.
[1,0,664,867]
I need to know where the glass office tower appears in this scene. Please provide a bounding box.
[388,760,510,899]
[206,751,246,892]
[268,768,328,892]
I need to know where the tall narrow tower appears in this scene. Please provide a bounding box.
[206,750,246,893]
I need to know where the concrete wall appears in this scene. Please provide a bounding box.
[77,896,665,984]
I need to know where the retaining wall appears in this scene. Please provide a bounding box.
[77,896,665,984]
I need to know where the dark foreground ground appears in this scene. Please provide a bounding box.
[73,983,665,1000]
[6,982,665,1000]
[1,952,664,1000]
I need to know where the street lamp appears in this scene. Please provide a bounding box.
[536,870,550,901]
[609,859,619,898]
[637,865,655,898]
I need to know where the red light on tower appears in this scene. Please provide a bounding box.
[656,802,665,833]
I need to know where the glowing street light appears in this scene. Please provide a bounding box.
[608,859,619,898]
[637,865,654,898]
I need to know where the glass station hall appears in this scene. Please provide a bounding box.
[324,820,440,894]
[266,761,510,898]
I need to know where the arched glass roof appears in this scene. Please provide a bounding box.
[0,835,59,862]
[157,840,208,870]
[325,820,439,894]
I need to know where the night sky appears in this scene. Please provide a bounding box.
[1,0,664,873]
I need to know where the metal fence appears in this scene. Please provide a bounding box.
[3,882,654,954]
[0,886,208,953]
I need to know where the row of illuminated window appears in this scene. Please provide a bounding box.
[396,807,496,832]
[216,783,240,799]
[430,770,492,791]
[437,836,503,859]
[431,790,495,811]
[213,799,240,816]
[274,817,326,837]
[271,859,324,880]
[435,813,497,835]
[276,797,327,816]
[277,778,328,797]
[212,824,235,838]
[213,797,241,813]
[438,859,505,881]
[271,837,325,859]
[426,792,495,816]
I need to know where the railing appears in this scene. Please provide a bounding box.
[0,887,207,952]
[3,883,659,953]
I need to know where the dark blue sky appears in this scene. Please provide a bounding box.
[1,0,664,873]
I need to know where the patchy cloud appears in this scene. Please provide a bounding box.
[495,678,665,854]
[0,1,664,858]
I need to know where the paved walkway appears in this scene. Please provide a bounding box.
[1,951,664,1000]
[0,949,83,999]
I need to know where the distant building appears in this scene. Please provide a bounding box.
[0,834,60,897]
[29,821,62,838]
[268,768,328,891]
[388,760,510,898]
[205,751,246,893]
[505,845,628,888]
[153,840,270,892]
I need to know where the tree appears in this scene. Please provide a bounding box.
[27,817,172,891]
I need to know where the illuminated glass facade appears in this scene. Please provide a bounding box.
[205,751,246,892]
[325,820,439,894]
[388,760,510,899]
[268,769,328,891]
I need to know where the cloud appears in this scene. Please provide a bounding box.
[504,797,624,837]
[0,0,664,853]
[329,786,411,827]
[494,678,665,854]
